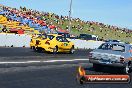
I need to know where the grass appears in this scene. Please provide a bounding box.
[46,16,132,42]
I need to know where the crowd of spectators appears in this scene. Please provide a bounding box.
[0,4,67,34]
[86,21,132,33]
[0,4,131,36]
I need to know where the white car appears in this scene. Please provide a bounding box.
[89,42,132,73]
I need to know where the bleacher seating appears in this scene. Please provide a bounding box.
[0,4,65,35]
[0,15,39,35]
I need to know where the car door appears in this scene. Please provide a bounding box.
[56,36,71,50]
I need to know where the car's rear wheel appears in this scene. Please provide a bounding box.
[33,46,37,51]
[37,48,42,52]
[30,46,32,49]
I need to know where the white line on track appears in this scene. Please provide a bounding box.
[0,59,89,64]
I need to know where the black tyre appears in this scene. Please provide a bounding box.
[37,48,42,52]
[53,46,58,54]
[123,66,129,74]
[122,62,132,74]
[130,62,132,72]
[69,46,75,54]
[30,46,32,49]
[33,47,37,51]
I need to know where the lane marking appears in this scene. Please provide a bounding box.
[0,59,89,64]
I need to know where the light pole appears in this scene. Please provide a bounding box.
[68,0,72,33]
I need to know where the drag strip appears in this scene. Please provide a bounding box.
[0,47,131,88]
[0,47,90,67]
[0,64,131,88]
[0,47,90,61]
[0,47,90,57]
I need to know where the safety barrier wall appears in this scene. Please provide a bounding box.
[69,39,104,49]
[0,33,31,47]
[0,34,104,49]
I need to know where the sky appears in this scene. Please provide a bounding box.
[0,0,132,29]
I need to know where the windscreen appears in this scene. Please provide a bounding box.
[98,43,125,52]
[56,36,69,42]
[47,35,55,40]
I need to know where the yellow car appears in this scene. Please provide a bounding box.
[35,34,75,54]
[30,34,47,51]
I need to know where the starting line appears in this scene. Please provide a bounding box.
[0,59,89,64]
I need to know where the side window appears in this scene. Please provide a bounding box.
[112,44,125,52]
[47,35,54,40]
[56,36,68,42]
[56,36,62,42]
[98,43,111,50]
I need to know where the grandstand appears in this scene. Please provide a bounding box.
[0,4,132,42]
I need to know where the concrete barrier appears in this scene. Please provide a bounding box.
[69,39,104,49]
[0,34,104,49]
[0,33,31,47]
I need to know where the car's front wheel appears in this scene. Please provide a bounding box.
[53,46,58,54]
[123,66,129,74]
[69,46,75,54]
[123,62,132,74]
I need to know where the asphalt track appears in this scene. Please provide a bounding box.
[0,47,131,88]
[0,47,90,61]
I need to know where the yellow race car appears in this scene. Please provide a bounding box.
[30,34,47,51]
[35,34,75,54]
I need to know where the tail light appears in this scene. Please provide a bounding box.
[36,40,40,45]
[45,40,50,45]
[120,57,125,63]
[89,53,93,58]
